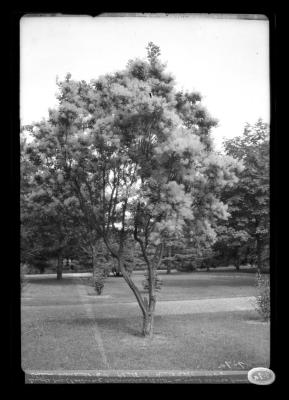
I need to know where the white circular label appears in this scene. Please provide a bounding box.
[248,368,275,385]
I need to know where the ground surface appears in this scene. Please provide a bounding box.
[21,271,270,373]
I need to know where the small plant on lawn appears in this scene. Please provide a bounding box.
[93,267,107,295]
[142,269,163,293]
[255,272,270,321]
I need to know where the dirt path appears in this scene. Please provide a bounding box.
[71,293,256,319]
[74,282,109,368]
[74,278,255,316]
[154,296,255,315]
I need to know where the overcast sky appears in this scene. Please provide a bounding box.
[20,14,270,151]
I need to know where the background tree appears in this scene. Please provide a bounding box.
[210,119,270,271]
[21,124,93,280]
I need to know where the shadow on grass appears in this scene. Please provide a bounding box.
[95,318,143,338]
[163,278,255,288]
[41,313,144,337]
[195,267,270,273]
[26,277,77,286]
[239,311,269,324]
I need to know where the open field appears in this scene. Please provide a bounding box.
[21,271,270,373]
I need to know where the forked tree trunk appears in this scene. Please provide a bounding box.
[117,258,155,337]
[57,256,63,280]
[103,234,161,338]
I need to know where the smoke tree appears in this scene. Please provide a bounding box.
[20,43,241,336]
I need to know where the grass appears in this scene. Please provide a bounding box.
[21,272,270,372]
[79,270,258,302]
[96,311,269,370]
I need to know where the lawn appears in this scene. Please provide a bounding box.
[79,270,258,302]
[95,311,269,370]
[21,271,270,372]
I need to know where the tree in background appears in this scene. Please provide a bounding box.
[20,126,91,280]
[211,119,269,271]
[20,42,241,336]
[20,131,54,274]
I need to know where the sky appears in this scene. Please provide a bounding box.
[20,14,270,151]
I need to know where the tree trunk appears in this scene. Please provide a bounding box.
[142,311,154,337]
[118,258,147,317]
[256,237,263,273]
[143,244,163,336]
[167,246,172,274]
[57,256,63,280]
[91,246,100,281]
[114,259,121,276]
[92,245,105,295]
[234,248,240,271]
[92,247,96,281]
[145,261,158,336]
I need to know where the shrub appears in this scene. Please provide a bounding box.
[28,258,50,273]
[255,272,270,321]
[20,263,29,290]
[93,268,107,295]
